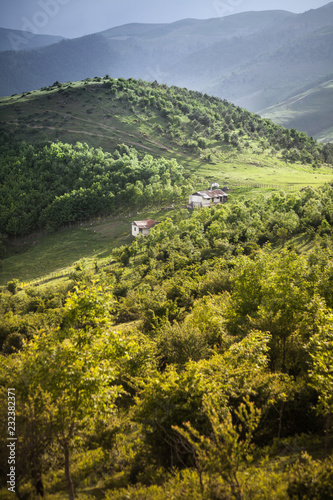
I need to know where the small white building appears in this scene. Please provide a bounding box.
[132,219,159,237]
[189,189,228,208]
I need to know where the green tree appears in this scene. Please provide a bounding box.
[307,312,333,452]
[1,283,122,499]
[173,396,261,499]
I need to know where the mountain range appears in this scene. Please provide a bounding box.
[0,2,333,141]
[0,27,63,52]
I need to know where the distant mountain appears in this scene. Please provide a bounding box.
[204,25,333,113]
[0,27,63,52]
[261,75,333,143]
[0,35,128,95]
[0,3,332,140]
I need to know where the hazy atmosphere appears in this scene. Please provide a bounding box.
[0,0,331,37]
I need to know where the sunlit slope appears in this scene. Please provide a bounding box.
[0,77,331,189]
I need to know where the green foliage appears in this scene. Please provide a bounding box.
[0,135,192,236]
[1,77,326,165]
[307,312,333,444]
[287,452,333,500]
[2,163,333,497]
[156,321,213,367]
[173,396,261,498]
[0,282,155,497]
[105,469,203,500]
[6,279,19,294]
[132,331,271,470]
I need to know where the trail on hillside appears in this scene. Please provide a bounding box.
[50,110,172,152]
[9,121,161,152]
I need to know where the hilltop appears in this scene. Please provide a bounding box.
[0,77,333,258]
[0,3,333,139]
[0,77,328,161]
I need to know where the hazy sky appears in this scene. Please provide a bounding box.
[0,0,331,38]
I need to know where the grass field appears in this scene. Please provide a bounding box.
[1,80,332,287]
[0,209,181,286]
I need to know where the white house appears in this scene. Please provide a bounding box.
[132,219,159,237]
[188,189,228,208]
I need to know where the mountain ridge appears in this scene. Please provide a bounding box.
[0,27,64,52]
[0,3,332,140]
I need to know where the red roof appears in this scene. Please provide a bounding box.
[132,219,159,229]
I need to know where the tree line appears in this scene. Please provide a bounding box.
[0,132,193,238]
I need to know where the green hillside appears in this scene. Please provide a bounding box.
[1,77,333,499]
[1,181,333,498]
[0,78,332,243]
[0,77,329,163]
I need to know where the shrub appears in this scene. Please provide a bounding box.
[6,279,19,294]
[2,332,25,354]
[156,321,212,367]
[287,452,333,499]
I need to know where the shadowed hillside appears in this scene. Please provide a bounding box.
[261,75,333,143]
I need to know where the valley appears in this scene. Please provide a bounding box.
[1,77,332,287]
[0,7,333,493]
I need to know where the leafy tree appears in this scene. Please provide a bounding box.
[288,452,333,500]
[307,312,333,452]
[173,396,261,499]
[1,283,122,499]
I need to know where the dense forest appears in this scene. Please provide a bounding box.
[0,131,193,238]
[0,78,333,498]
[1,182,333,498]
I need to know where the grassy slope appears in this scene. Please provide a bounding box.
[1,79,332,285]
[0,209,169,285]
[0,79,331,180]
[0,81,172,155]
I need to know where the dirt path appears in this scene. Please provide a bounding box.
[10,121,159,152]
[50,110,171,151]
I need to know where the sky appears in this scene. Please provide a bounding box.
[0,0,331,38]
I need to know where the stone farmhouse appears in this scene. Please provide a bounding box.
[132,219,159,237]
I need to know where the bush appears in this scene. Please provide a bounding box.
[6,279,19,294]
[2,332,25,354]
[156,321,212,367]
[105,469,203,500]
[287,452,333,499]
